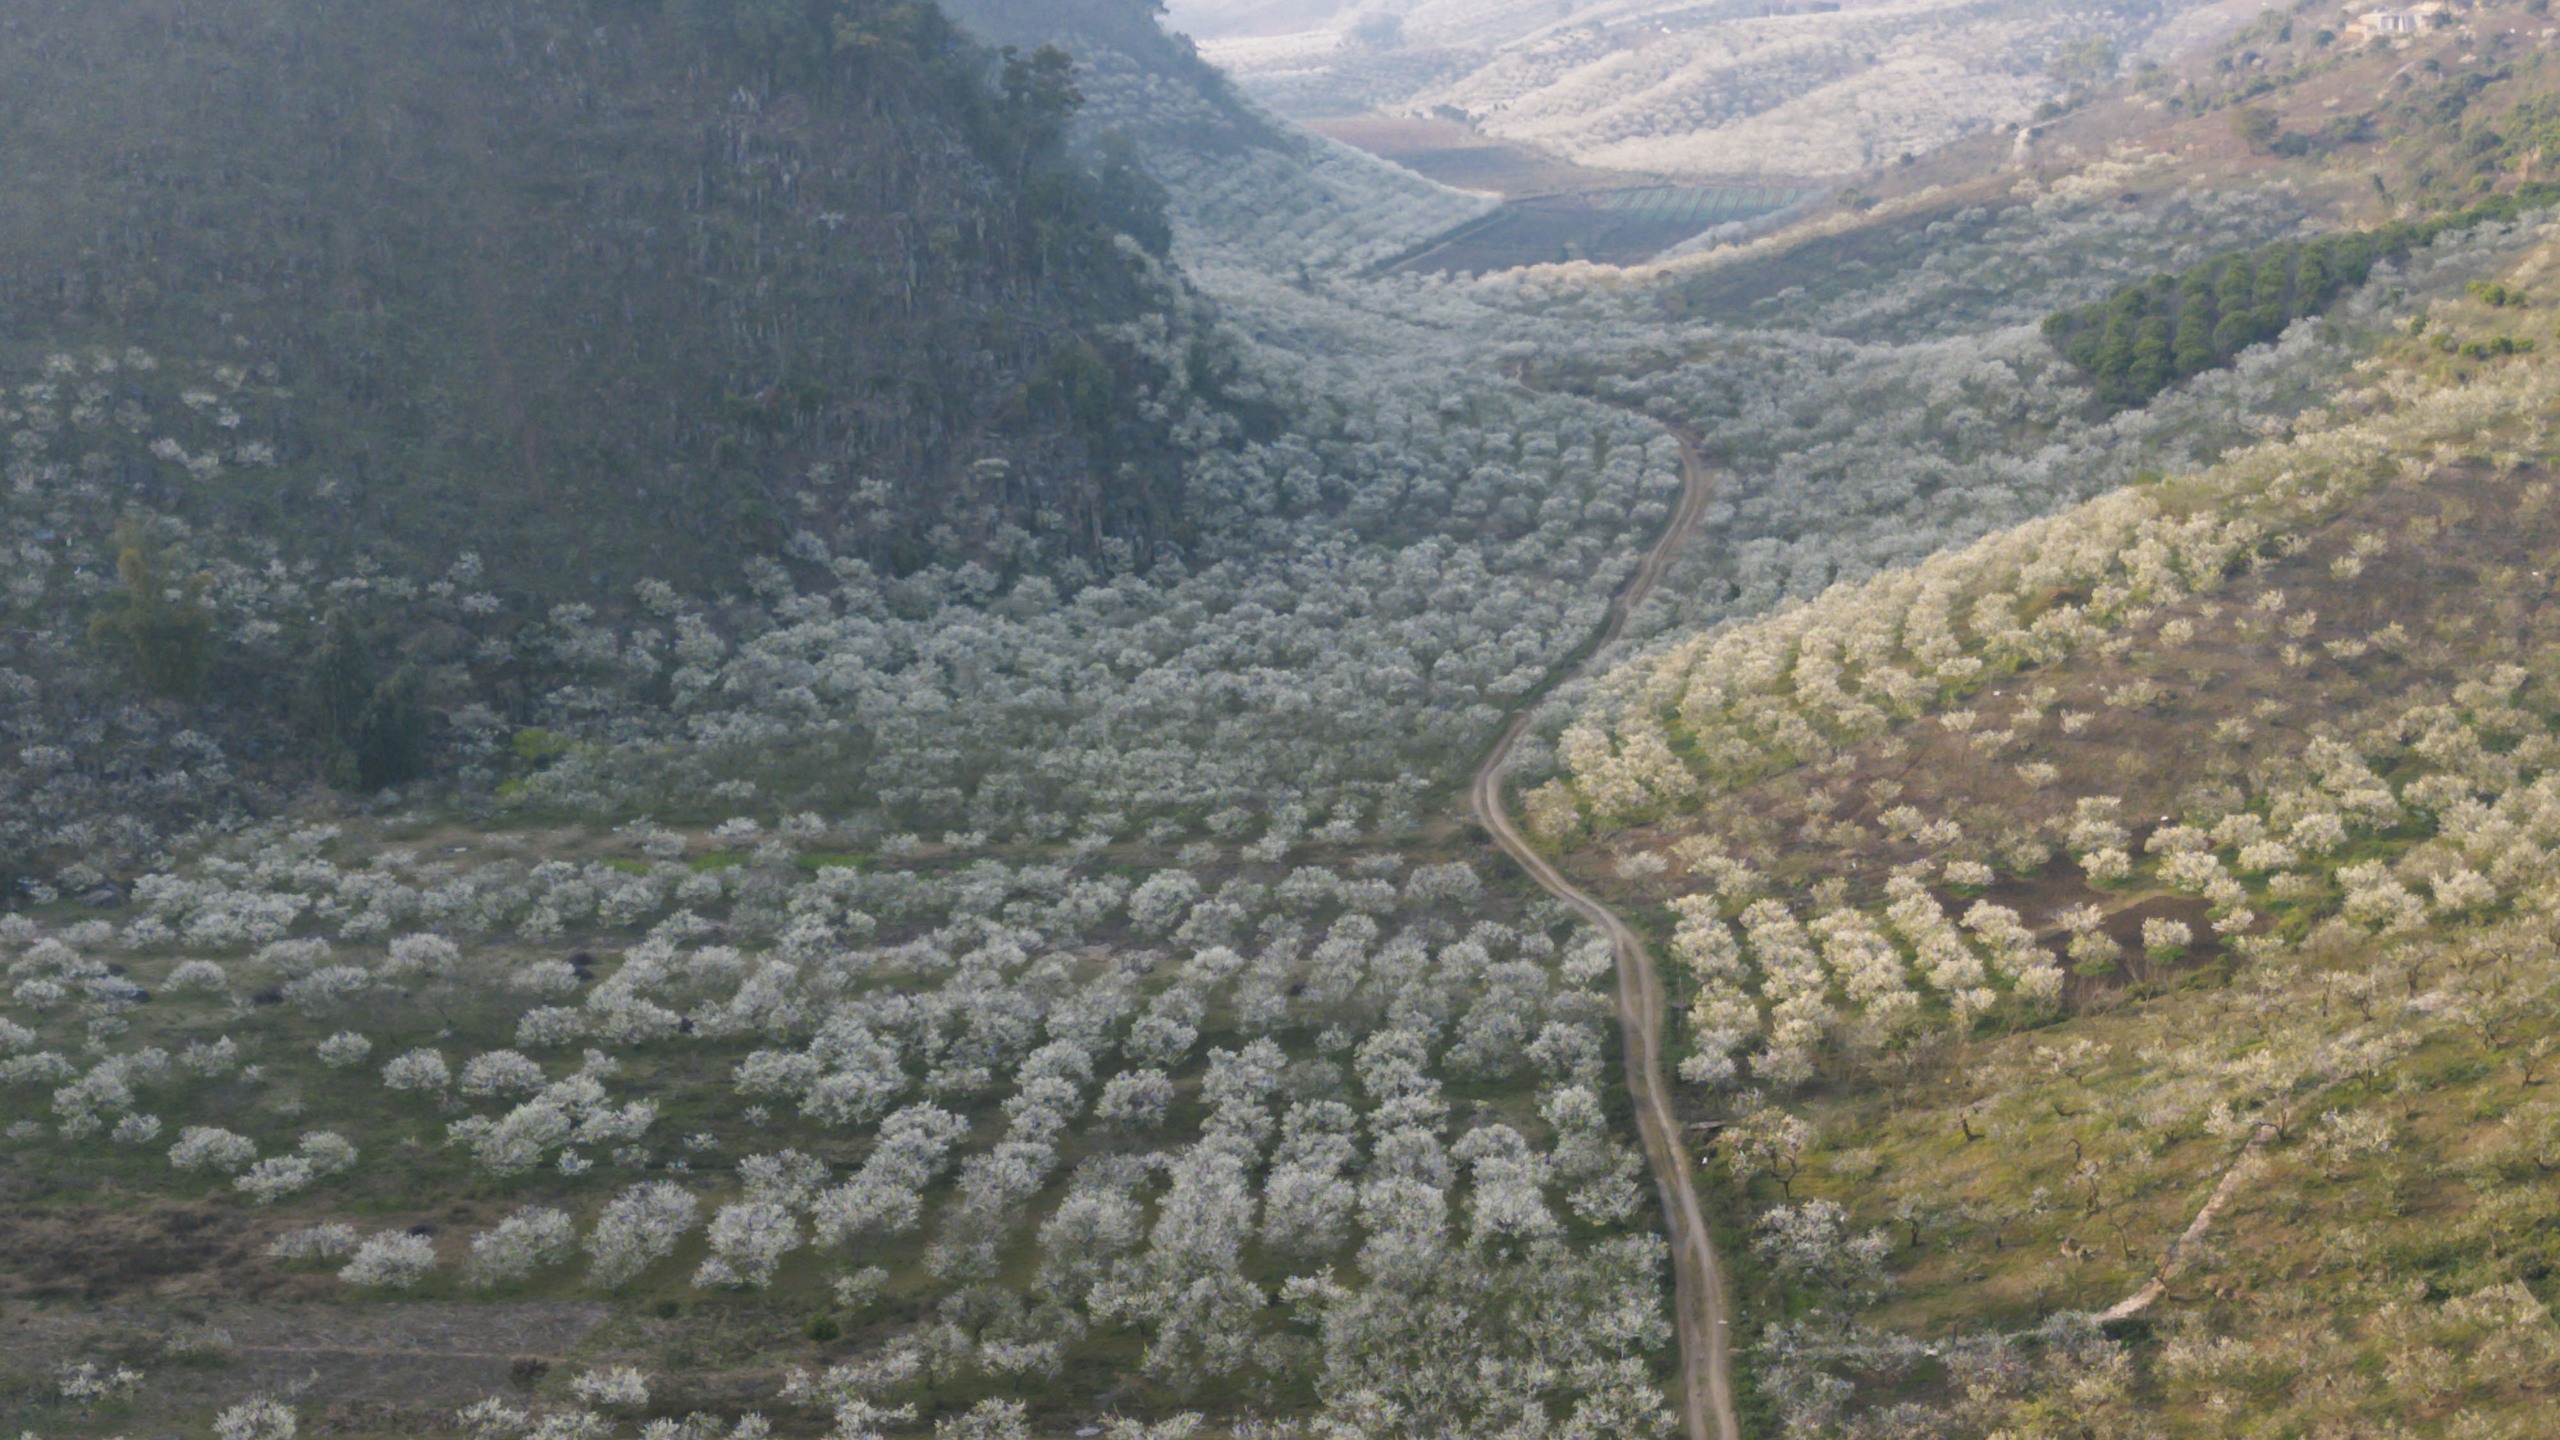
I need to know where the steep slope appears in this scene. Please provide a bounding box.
[1537,245,2560,1434]
[938,0,1495,271]
[0,0,1189,594]
[1501,6,2560,1427]
[0,0,1229,895]
[939,0,1274,153]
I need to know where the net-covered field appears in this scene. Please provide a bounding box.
[1385,184,1818,275]
[1590,185,1821,226]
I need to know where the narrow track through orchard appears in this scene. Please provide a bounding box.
[1468,424,1740,1440]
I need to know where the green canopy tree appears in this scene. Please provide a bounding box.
[89,524,214,699]
[304,611,431,792]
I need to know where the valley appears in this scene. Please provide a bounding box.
[8,0,2560,1437]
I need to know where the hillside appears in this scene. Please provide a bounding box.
[16,0,2560,1437]
[1512,2,2560,1430]
[1543,240,2560,1434]
[940,0,1272,153]
[937,0,1499,274]
[0,0,1248,894]
[0,0,1190,595]
[1172,0,2246,180]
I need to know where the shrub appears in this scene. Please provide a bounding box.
[213,1398,297,1440]
[467,1207,578,1288]
[339,1232,437,1288]
[381,1048,451,1092]
[315,1031,373,1067]
[169,1126,258,1174]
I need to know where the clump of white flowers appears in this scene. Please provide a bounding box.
[446,1067,654,1177]
[2141,917,2194,962]
[1096,1069,1175,1130]
[832,1265,890,1310]
[166,958,231,993]
[268,1222,361,1261]
[516,1007,587,1048]
[509,959,583,996]
[2338,861,2428,935]
[214,1397,298,1440]
[235,1157,315,1204]
[169,1126,258,1174]
[178,1035,241,1076]
[281,964,371,1011]
[460,1049,547,1098]
[569,1366,651,1408]
[467,1205,579,1288]
[695,1200,802,1289]
[236,1131,361,1203]
[316,1031,373,1067]
[382,1047,451,1092]
[300,1130,359,1172]
[738,1149,828,1209]
[2079,847,2133,885]
[339,1231,438,1288]
[585,1181,700,1288]
[810,1105,968,1245]
[380,932,462,981]
[57,1359,144,1402]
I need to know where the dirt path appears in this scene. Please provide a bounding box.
[1468,429,1740,1440]
[2098,1120,2278,1323]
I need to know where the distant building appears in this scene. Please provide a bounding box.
[2350,4,2445,39]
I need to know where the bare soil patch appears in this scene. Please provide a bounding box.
[0,1200,313,1303]
[1,1299,605,1435]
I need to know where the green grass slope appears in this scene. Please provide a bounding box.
[1540,197,2560,1440]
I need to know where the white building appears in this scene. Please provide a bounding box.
[2351,4,2444,39]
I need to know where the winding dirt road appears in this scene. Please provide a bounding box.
[1468,429,1740,1440]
